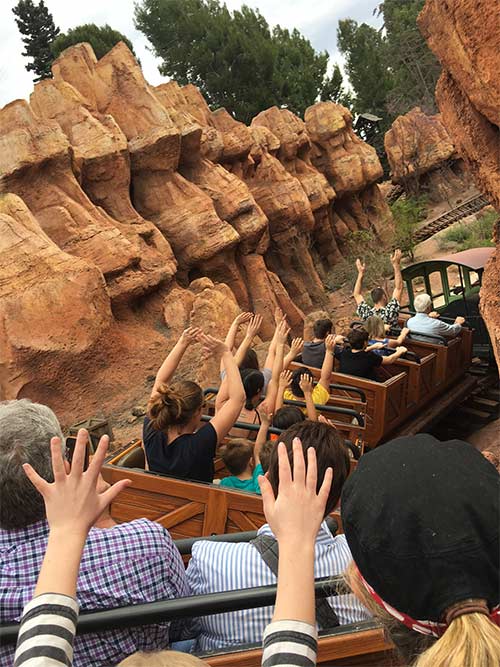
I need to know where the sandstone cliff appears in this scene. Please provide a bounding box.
[384,106,471,202]
[0,41,392,422]
[419,0,500,364]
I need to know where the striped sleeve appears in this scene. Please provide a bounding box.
[262,620,318,666]
[14,593,79,667]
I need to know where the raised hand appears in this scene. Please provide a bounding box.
[299,373,313,395]
[355,258,366,274]
[245,313,264,340]
[325,333,337,352]
[257,404,273,426]
[23,429,131,537]
[259,438,333,544]
[274,306,284,325]
[278,369,293,389]
[198,332,229,356]
[180,326,203,346]
[290,337,304,355]
[391,248,402,265]
[276,318,291,345]
[233,312,253,327]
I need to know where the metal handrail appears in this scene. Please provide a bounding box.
[0,576,343,642]
[282,400,365,428]
[200,413,283,435]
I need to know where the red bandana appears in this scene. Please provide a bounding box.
[356,565,500,638]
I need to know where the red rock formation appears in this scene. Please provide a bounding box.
[384,107,472,202]
[0,40,393,420]
[418,0,500,364]
[0,194,112,401]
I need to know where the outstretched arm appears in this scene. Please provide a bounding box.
[318,334,335,390]
[283,337,304,370]
[353,259,366,306]
[391,249,404,303]
[381,345,408,365]
[152,327,201,396]
[299,375,317,421]
[261,320,290,414]
[201,335,246,441]
[263,307,285,371]
[220,312,253,372]
[255,407,272,465]
[259,440,332,626]
[233,314,263,368]
[275,369,292,412]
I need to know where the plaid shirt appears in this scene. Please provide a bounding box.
[0,518,191,667]
[356,297,401,326]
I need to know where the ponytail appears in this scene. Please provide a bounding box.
[147,381,203,432]
[344,562,500,667]
[415,614,500,667]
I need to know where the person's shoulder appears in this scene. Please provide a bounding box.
[219,476,236,488]
[87,518,173,556]
[191,535,253,563]
[312,383,329,403]
[283,388,294,400]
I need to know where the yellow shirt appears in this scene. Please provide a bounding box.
[283,384,330,413]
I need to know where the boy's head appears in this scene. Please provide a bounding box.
[273,406,305,431]
[259,439,276,473]
[313,318,333,340]
[290,367,314,398]
[347,327,369,350]
[268,421,349,516]
[370,287,388,307]
[220,438,254,475]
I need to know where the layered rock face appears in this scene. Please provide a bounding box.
[418,0,500,364]
[385,107,472,202]
[1,41,391,417]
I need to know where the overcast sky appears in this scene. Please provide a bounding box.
[0,0,381,108]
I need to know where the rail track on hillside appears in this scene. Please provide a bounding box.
[414,193,492,243]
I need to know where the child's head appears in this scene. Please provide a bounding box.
[290,367,314,398]
[273,406,305,430]
[347,327,369,350]
[365,315,386,340]
[220,438,254,475]
[313,318,333,340]
[259,439,276,473]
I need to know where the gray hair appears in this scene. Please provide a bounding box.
[0,399,64,529]
[414,293,433,313]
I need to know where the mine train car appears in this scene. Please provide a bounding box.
[401,246,495,359]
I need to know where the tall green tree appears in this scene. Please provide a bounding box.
[12,0,60,81]
[51,24,136,60]
[337,19,393,119]
[379,0,440,115]
[134,0,345,123]
[320,63,352,107]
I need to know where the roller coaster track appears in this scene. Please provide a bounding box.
[414,193,492,243]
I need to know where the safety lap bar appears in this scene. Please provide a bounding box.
[282,399,365,428]
[0,576,343,642]
[200,413,283,435]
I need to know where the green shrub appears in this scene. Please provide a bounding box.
[390,195,428,260]
[438,210,497,251]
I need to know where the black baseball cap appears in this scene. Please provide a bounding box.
[341,434,499,624]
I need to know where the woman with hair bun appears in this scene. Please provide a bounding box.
[143,328,245,483]
[342,434,500,667]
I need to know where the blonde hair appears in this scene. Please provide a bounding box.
[345,562,500,667]
[147,381,203,432]
[365,315,386,339]
[119,650,207,666]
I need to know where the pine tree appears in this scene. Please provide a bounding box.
[12,0,60,82]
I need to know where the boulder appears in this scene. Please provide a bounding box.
[0,194,111,400]
[418,0,500,365]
